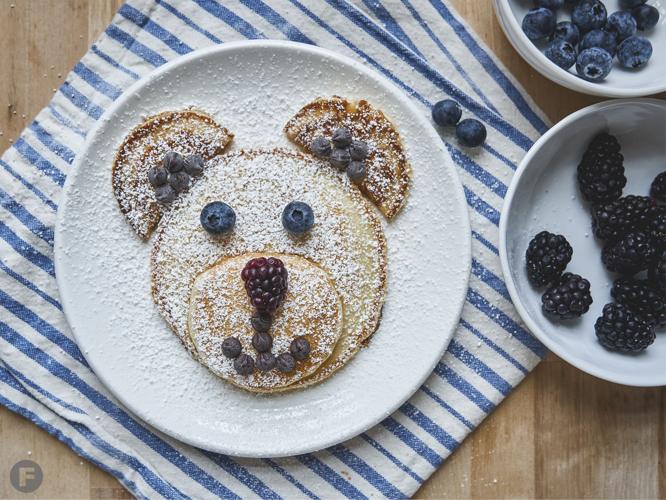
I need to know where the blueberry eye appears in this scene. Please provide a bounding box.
[282,201,314,234]
[200,202,236,234]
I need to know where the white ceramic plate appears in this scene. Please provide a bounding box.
[54,41,471,457]
[500,98,666,387]
[493,0,666,97]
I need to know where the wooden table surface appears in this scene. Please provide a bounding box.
[0,1,664,498]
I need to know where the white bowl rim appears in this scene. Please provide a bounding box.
[499,97,666,387]
[493,0,666,98]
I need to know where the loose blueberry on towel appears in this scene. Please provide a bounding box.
[184,154,205,177]
[576,47,613,81]
[522,7,557,40]
[650,172,666,203]
[551,21,580,45]
[572,0,607,33]
[606,11,637,40]
[595,303,655,352]
[222,337,242,359]
[200,201,236,234]
[282,201,315,234]
[632,4,659,30]
[545,39,577,69]
[455,119,487,148]
[617,36,653,68]
[432,99,462,127]
[311,136,333,158]
[542,272,593,319]
[580,29,618,56]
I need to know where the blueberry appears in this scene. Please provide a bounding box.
[290,336,311,361]
[347,160,366,183]
[617,36,653,68]
[154,184,176,205]
[330,148,351,170]
[535,0,564,9]
[551,21,580,45]
[331,128,352,148]
[282,201,314,234]
[200,201,236,234]
[572,0,607,33]
[632,4,659,30]
[522,7,556,40]
[234,354,254,375]
[250,312,272,333]
[276,353,296,373]
[545,39,577,69]
[606,11,637,40]
[147,166,168,187]
[349,140,369,160]
[432,99,462,126]
[221,337,242,358]
[580,29,618,56]
[252,332,273,353]
[619,0,646,9]
[456,119,487,148]
[163,151,184,173]
[184,154,204,177]
[576,47,613,81]
[256,352,276,372]
[169,171,190,193]
[311,136,332,158]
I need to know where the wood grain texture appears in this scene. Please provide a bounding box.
[0,0,663,498]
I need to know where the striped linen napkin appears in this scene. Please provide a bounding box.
[0,1,551,497]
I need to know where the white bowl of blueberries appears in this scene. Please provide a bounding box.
[500,98,666,386]
[494,0,665,97]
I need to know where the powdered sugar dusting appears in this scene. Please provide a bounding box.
[190,254,342,392]
[151,148,387,388]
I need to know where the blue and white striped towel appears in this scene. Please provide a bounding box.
[0,1,552,497]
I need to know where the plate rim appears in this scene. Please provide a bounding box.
[54,39,472,456]
[499,97,666,388]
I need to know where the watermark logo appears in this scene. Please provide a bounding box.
[10,460,43,493]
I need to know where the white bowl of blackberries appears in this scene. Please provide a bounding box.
[500,98,666,386]
[493,0,666,97]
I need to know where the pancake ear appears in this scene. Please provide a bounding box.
[284,96,412,219]
[112,110,234,240]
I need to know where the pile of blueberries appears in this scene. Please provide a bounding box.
[148,151,205,204]
[521,0,659,82]
[310,128,369,183]
[431,99,487,148]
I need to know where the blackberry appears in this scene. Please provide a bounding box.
[648,250,666,293]
[577,133,626,204]
[591,195,658,240]
[241,257,288,312]
[595,303,655,352]
[525,231,573,286]
[649,210,666,249]
[612,278,666,327]
[542,272,593,319]
[650,171,666,202]
[601,231,654,274]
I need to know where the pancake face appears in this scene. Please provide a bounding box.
[284,96,411,219]
[112,110,233,239]
[151,148,387,390]
[189,254,343,392]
